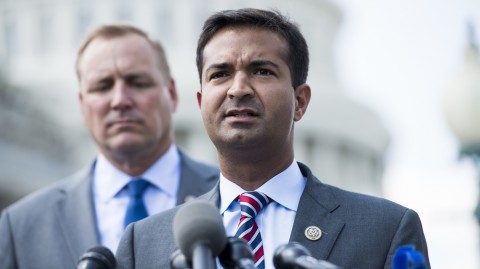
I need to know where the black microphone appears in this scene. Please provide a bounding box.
[173,200,228,269]
[77,246,116,269]
[273,242,342,269]
[219,237,255,269]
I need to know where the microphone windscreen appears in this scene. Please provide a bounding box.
[173,200,227,260]
[273,242,311,269]
[219,237,255,269]
[78,246,116,269]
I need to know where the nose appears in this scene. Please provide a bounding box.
[227,73,254,100]
[110,81,133,110]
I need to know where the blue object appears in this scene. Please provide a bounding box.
[124,179,150,228]
[392,245,426,269]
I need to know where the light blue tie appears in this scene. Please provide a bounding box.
[124,179,149,228]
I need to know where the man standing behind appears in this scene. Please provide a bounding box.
[0,24,218,269]
[116,8,430,269]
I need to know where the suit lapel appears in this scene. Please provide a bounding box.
[176,149,218,205]
[197,181,221,206]
[195,163,344,261]
[289,163,345,261]
[54,165,99,263]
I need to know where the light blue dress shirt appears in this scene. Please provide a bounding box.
[93,144,181,252]
[219,160,306,269]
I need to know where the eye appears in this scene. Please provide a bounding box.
[126,76,153,89]
[254,69,273,76]
[89,79,113,93]
[210,71,229,81]
[130,80,150,88]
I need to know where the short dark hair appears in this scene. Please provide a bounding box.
[76,24,171,81]
[196,8,309,88]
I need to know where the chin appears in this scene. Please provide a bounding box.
[214,136,260,149]
[112,144,149,156]
[108,137,147,153]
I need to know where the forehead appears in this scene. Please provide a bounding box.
[79,34,159,77]
[202,27,289,69]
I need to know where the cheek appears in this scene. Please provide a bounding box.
[80,103,105,138]
[266,91,295,119]
[81,97,111,128]
[198,104,218,130]
[199,91,220,114]
[147,97,174,127]
[81,99,101,121]
[199,101,213,124]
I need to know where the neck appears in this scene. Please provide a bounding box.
[217,146,294,191]
[104,143,172,177]
[113,160,152,177]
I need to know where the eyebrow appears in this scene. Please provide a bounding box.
[250,60,280,69]
[205,60,280,73]
[205,62,232,74]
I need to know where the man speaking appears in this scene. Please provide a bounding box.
[116,8,430,269]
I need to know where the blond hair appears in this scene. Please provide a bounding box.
[75,24,171,80]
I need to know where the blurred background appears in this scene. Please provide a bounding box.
[0,0,479,267]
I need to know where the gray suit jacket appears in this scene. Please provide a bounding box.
[116,162,430,269]
[0,149,219,269]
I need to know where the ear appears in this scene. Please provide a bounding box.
[293,83,311,122]
[167,78,179,112]
[78,91,86,122]
[196,89,202,108]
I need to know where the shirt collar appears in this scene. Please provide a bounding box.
[219,160,306,214]
[93,144,181,202]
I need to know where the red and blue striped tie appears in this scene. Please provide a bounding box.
[235,191,271,269]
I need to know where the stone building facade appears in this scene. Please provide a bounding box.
[0,0,389,209]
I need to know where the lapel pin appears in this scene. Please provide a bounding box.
[304,226,322,241]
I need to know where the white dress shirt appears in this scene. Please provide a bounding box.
[93,144,181,252]
[219,160,306,269]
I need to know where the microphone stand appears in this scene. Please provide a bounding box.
[192,242,216,269]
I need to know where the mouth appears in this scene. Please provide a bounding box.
[224,108,260,124]
[107,118,141,128]
[225,108,259,118]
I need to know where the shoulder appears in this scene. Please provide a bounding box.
[123,197,219,250]
[127,207,178,247]
[327,183,408,215]
[299,162,411,219]
[178,148,219,177]
[138,206,179,229]
[301,177,428,268]
[1,166,91,223]
[178,149,220,184]
[117,207,180,268]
